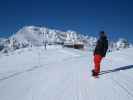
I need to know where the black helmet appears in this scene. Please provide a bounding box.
[99,31,107,37]
[99,31,107,39]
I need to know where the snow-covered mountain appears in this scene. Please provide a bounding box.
[11,26,88,45]
[108,38,132,52]
[0,26,93,52]
[0,26,132,53]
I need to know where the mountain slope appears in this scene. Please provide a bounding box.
[0,26,132,53]
[0,26,92,52]
[0,46,133,100]
[11,26,88,46]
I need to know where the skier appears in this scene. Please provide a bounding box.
[92,31,108,77]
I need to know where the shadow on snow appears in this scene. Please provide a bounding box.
[99,65,133,75]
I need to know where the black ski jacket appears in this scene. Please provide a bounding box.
[94,36,108,57]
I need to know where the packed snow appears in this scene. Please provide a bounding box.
[0,46,133,100]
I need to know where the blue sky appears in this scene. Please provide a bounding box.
[0,0,133,42]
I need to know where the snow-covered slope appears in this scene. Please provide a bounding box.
[0,26,91,52]
[0,26,132,53]
[11,26,87,46]
[0,46,133,100]
[109,38,131,51]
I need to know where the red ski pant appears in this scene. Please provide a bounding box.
[94,54,102,74]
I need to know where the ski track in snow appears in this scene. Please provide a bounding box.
[0,50,83,82]
[0,47,133,100]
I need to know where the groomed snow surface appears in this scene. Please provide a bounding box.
[0,46,133,100]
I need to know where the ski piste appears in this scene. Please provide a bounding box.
[0,46,133,100]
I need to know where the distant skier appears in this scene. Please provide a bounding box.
[92,31,108,77]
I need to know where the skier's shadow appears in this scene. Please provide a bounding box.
[99,65,133,75]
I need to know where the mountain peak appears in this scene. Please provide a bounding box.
[0,25,132,53]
